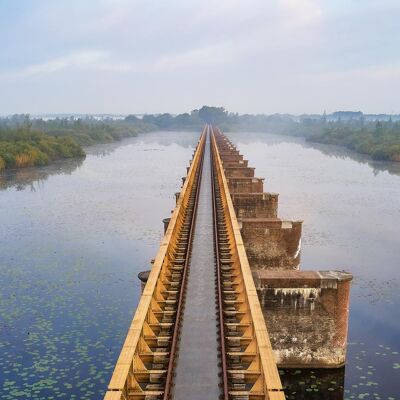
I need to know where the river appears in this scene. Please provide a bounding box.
[0,131,399,399]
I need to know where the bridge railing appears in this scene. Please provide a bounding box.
[212,129,285,400]
[104,129,206,400]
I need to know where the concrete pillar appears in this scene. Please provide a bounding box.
[224,167,255,178]
[231,192,279,219]
[240,218,302,269]
[252,269,353,368]
[162,218,171,234]
[227,177,264,194]
[219,154,244,163]
[222,159,249,168]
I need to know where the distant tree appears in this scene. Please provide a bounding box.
[155,113,174,129]
[125,114,140,123]
[198,106,227,124]
[174,113,192,126]
[375,121,384,136]
[143,114,157,124]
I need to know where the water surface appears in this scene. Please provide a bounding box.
[0,130,399,399]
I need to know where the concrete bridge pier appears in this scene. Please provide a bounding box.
[253,270,352,368]
[240,218,302,270]
[231,192,279,219]
[213,128,353,369]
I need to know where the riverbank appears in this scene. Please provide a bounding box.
[0,118,154,171]
[138,106,400,162]
[305,123,400,162]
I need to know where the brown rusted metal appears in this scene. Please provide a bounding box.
[211,127,230,400]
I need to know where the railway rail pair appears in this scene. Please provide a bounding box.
[104,127,285,400]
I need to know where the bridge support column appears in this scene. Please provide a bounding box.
[253,270,353,368]
[224,166,255,178]
[222,159,249,168]
[231,192,279,219]
[240,218,302,269]
[162,218,171,234]
[227,177,264,194]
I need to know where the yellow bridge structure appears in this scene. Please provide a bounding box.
[104,126,285,400]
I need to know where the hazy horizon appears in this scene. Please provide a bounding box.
[3,108,400,119]
[1,0,399,115]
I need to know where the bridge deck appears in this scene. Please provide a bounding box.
[104,127,285,400]
[173,133,221,399]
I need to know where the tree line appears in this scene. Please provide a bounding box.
[141,106,400,162]
[1,107,399,171]
[0,116,153,171]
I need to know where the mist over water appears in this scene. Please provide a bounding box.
[0,131,399,399]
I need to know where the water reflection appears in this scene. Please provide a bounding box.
[301,140,400,177]
[0,158,84,191]
[227,131,400,177]
[85,131,197,157]
[0,131,196,192]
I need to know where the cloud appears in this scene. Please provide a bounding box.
[0,51,134,80]
[312,64,400,81]
[154,43,237,69]
[0,0,399,114]
[279,0,323,27]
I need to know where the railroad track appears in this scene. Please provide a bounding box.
[104,126,284,400]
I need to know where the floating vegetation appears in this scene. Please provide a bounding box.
[279,368,344,399]
[0,252,136,399]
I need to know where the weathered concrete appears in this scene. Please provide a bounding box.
[222,159,249,168]
[218,153,244,162]
[231,192,279,219]
[227,176,264,194]
[240,218,302,269]
[219,149,240,156]
[224,166,255,178]
[252,270,352,368]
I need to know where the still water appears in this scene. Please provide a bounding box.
[0,131,399,399]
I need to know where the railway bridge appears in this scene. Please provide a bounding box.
[104,126,352,400]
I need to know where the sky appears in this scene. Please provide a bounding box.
[0,0,399,115]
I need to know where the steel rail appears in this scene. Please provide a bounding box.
[212,127,285,400]
[162,125,208,400]
[211,129,230,400]
[104,128,206,400]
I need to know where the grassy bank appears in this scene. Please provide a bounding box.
[0,117,154,171]
[0,128,85,170]
[306,121,400,162]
